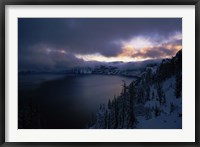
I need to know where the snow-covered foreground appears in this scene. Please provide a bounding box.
[136,112,181,129]
[136,77,182,129]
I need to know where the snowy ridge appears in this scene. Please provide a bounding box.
[88,50,182,129]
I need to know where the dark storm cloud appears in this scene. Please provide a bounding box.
[18,18,182,70]
[19,44,84,71]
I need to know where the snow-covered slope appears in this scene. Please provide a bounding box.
[136,76,182,129]
[88,50,182,129]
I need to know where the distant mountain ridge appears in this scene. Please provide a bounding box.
[19,59,161,78]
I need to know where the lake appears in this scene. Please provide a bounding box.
[18,74,135,129]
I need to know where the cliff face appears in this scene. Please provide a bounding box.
[88,50,182,129]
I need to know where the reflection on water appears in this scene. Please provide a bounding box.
[18,74,135,129]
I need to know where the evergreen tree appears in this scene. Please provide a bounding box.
[108,99,112,109]
[154,106,160,117]
[175,72,182,98]
[151,91,155,100]
[157,82,165,105]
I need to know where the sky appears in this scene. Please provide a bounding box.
[18,18,182,71]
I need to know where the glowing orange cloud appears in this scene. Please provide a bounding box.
[118,46,137,57]
[74,32,182,62]
[118,32,182,60]
[118,43,182,60]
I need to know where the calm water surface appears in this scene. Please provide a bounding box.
[18,74,135,129]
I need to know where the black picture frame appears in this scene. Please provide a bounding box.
[0,0,199,146]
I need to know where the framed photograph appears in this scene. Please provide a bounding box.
[0,0,199,146]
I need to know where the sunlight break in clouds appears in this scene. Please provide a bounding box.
[118,32,182,58]
[120,36,154,50]
[75,32,182,62]
[75,53,141,62]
